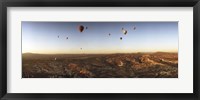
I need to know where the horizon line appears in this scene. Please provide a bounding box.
[22,51,178,55]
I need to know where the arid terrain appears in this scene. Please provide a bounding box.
[22,52,178,78]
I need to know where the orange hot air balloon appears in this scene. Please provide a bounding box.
[78,25,84,32]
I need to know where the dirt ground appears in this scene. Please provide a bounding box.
[22,52,178,78]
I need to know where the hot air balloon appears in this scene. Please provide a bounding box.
[109,33,111,36]
[80,48,82,50]
[120,37,122,40]
[133,26,136,30]
[122,29,127,35]
[58,35,59,38]
[78,25,84,32]
[66,37,68,39]
[86,27,88,29]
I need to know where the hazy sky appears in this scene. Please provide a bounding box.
[22,22,178,54]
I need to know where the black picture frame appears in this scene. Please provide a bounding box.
[0,0,200,100]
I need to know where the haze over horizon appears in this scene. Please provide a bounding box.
[22,22,178,54]
[22,51,178,55]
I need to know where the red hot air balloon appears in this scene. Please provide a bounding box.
[78,25,84,32]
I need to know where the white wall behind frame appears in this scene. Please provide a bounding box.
[7,7,193,93]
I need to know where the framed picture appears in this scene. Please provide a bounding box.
[0,0,199,100]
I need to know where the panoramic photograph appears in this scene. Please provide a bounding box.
[22,22,178,78]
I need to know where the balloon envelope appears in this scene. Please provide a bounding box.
[122,30,127,35]
[78,25,84,32]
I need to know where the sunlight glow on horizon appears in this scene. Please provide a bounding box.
[22,48,178,54]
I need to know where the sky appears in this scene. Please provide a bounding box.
[22,22,178,54]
